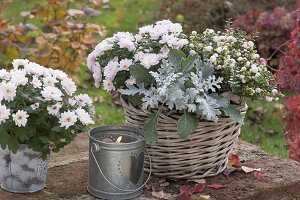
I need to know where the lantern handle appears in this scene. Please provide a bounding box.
[90,144,152,192]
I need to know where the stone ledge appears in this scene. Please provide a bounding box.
[48,133,267,168]
[0,133,299,200]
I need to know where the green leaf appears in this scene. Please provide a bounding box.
[221,105,243,124]
[15,127,29,142]
[180,53,199,74]
[26,30,42,38]
[168,49,186,67]
[39,136,49,144]
[0,126,10,149]
[143,111,160,144]
[177,112,198,139]
[114,70,130,88]
[8,135,19,153]
[51,126,64,133]
[130,64,155,87]
[125,94,143,106]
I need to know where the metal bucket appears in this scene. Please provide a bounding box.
[87,126,150,200]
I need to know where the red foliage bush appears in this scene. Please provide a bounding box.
[233,7,298,66]
[276,9,300,161]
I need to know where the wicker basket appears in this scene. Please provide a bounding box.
[121,98,247,179]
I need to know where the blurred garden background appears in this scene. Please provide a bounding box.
[1,0,299,158]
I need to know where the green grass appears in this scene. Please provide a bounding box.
[90,0,161,34]
[1,0,288,157]
[241,100,288,157]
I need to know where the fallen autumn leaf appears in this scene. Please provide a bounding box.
[227,154,240,167]
[223,167,238,178]
[241,166,261,173]
[253,171,267,181]
[196,195,211,200]
[208,183,225,189]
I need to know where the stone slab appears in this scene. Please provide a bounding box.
[49,133,89,168]
[48,133,266,168]
[0,134,299,200]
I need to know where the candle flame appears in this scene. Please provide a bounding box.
[116,136,122,144]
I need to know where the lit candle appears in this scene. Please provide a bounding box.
[115,136,122,144]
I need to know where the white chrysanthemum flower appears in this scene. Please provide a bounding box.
[0,69,10,80]
[61,77,77,96]
[43,75,58,86]
[0,105,10,124]
[47,103,62,115]
[0,82,17,102]
[49,69,68,80]
[75,108,94,125]
[10,70,28,86]
[31,75,43,88]
[12,110,29,127]
[30,103,39,110]
[125,76,136,86]
[75,94,93,107]
[119,59,132,71]
[103,79,115,91]
[24,62,45,76]
[140,53,160,69]
[104,59,119,80]
[118,38,136,52]
[41,86,63,101]
[92,63,102,88]
[139,25,153,35]
[69,99,76,106]
[59,111,77,129]
[12,59,29,70]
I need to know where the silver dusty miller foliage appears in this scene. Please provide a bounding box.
[121,50,228,122]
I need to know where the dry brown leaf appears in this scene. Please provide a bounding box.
[196,195,211,200]
[187,179,206,184]
[160,182,170,187]
[241,166,261,173]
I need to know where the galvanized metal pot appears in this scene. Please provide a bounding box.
[88,126,149,200]
[0,145,49,193]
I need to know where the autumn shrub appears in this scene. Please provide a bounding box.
[0,0,107,74]
[276,9,300,162]
[155,0,296,33]
[233,7,298,67]
[156,0,296,68]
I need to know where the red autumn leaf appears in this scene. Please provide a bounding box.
[222,167,238,179]
[194,183,205,193]
[176,183,205,200]
[175,192,190,200]
[180,185,193,194]
[227,154,240,167]
[208,183,225,189]
[253,171,267,181]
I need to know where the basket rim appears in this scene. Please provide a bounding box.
[120,96,248,123]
